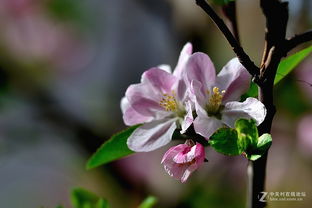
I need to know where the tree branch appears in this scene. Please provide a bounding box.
[284,30,312,53]
[195,0,260,81]
[248,1,289,208]
[222,1,240,44]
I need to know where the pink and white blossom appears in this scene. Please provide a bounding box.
[161,141,205,183]
[184,53,266,138]
[121,43,194,152]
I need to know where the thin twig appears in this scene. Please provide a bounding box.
[285,30,312,53]
[222,1,240,44]
[195,0,259,81]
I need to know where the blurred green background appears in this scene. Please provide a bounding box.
[0,0,311,207]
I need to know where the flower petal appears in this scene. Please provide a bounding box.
[174,42,193,77]
[161,144,189,164]
[180,100,194,134]
[125,83,164,117]
[176,79,187,102]
[222,97,266,127]
[190,79,207,107]
[141,67,177,94]
[127,118,177,152]
[173,143,205,164]
[123,105,154,126]
[158,64,172,73]
[120,97,129,114]
[185,52,216,96]
[193,114,223,139]
[180,164,198,183]
[216,58,251,102]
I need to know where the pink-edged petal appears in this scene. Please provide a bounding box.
[216,58,251,102]
[180,100,194,134]
[158,64,172,73]
[125,83,164,117]
[127,118,177,152]
[190,79,207,107]
[173,143,205,164]
[222,97,266,127]
[194,143,205,163]
[141,67,178,94]
[173,42,193,77]
[176,79,187,102]
[193,115,223,139]
[123,105,153,126]
[185,52,216,95]
[120,97,129,114]
[161,144,189,164]
[164,162,190,183]
[162,147,193,183]
[180,164,198,183]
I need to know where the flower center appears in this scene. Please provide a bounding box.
[206,87,225,115]
[160,92,178,112]
[159,91,186,117]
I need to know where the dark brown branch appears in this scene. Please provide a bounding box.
[248,1,289,208]
[222,1,240,44]
[195,0,260,81]
[284,30,312,53]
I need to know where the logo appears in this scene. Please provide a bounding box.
[258,192,268,202]
[259,191,306,202]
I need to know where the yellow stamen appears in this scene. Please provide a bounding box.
[159,92,178,112]
[206,87,225,114]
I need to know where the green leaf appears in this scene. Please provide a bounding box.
[256,133,272,153]
[138,196,158,208]
[235,119,258,151]
[86,125,139,169]
[246,133,272,161]
[209,128,243,155]
[275,45,312,85]
[71,188,99,208]
[211,0,235,5]
[71,188,110,208]
[241,82,258,99]
[97,199,110,208]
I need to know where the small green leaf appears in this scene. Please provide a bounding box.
[235,119,258,150]
[246,133,272,161]
[241,82,258,100]
[71,188,99,208]
[211,0,235,5]
[275,45,312,85]
[97,199,110,208]
[86,125,139,169]
[248,154,262,161]
[256,133,272,153]
[209,128,243,155]
[138,196,158,208]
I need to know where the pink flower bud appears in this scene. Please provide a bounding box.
[161,142,205,183]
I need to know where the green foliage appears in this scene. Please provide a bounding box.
[246,134,272,161]
[209,128,242,155]
[86,125,139,169]
[241,82,258,100]
[71,188,110,208]
[46,0,88,29]
[235,119,258,151]
[209,119,272,160]
[138,196,158,208]
[275,45,312,85]
[241,45,312,99]
[211,0,235,5]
